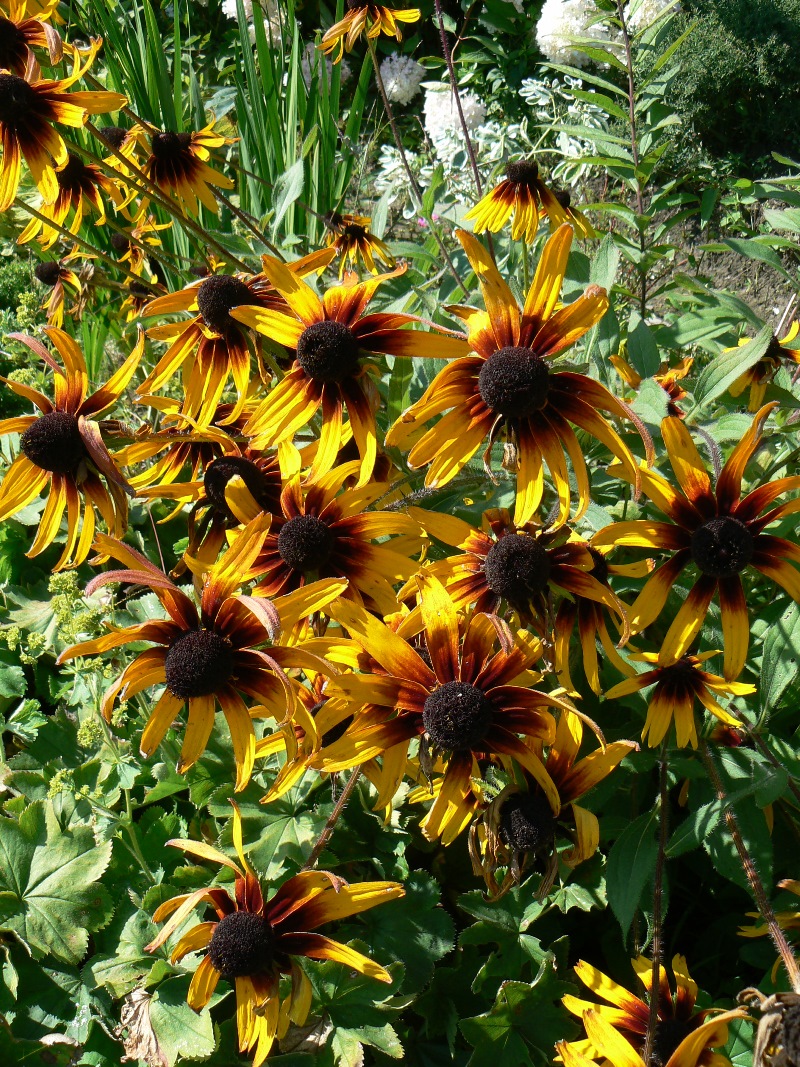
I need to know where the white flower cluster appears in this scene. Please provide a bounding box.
[519,74,607,181]
[627,0,679,31]
[535,0,613,67]
[222,0,282,45]
[380,54,425,106]
[422,83,487,164]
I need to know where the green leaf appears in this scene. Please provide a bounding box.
[0,800,113,964]
[590,234,620,291]
[686,324,773,416]
[627,312,661,378]
[606,810,659,937]
[149,977,217,1065]
[271,159,305,239]
[760,601,800,714]
[631,378,670,426]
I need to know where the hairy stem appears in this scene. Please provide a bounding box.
[700,740,800,993]
[643,738,669,1066]
[301,766,363,871]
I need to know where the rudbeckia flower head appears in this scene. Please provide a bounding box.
[324,211,396,277]
[134,119,235,216]
[0,0,63,75]
[319,2,421,63]
[145,801,404,1066]
[18,150,123,248]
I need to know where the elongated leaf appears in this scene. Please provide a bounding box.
[606,810,659,937]
[686,324,773,416]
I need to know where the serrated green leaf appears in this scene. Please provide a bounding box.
[149,977,217,1065]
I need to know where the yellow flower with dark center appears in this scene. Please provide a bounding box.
[0,327,140,569]
[605,650,755,749]
[236,462,425,617]
[400,506,627,644]
[0,39,126,211]
[319,1,421,62]
[139,248,336,429]
[18,151,123,248]
[33,254,82,327]
[610,353,693,419]
[472,707,636,897]
[58,515,347,790]
[464,159,595,243]
[0,0,63,76]
[133,119,235,216]
[229,257,470,487]
[727,323,800,411]
[110,212,171,275]
[316,575,566,842]
[561,955,747,1067]
[145,801,403,1067]
[324,211,395,277]
[386,225,647,529]
[592,403,800,680]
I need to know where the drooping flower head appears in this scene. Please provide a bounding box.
[561,955,747,1067]
[58,515,347,789]
[0,39,126,211]
[592,403,800,680]
[17,150,123,248]
[145,801,403,1066]
[324,211,395,277]
[133,119,235,216]
[319,2,421,63]
[32,252,83,327]
[230,257,470,487]
[0,327,140,568]
[0,0,63,76]
[316,575,566,843]
[387,225,648,529]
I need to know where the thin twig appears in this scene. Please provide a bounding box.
[643,738,669,1066]
[432,0,482,200]
[367,38,466,295]
[301,766,363,871]
[700,740,800,993]
[212,188,285,260]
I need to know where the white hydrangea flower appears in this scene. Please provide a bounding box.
[222,0,282,45]
[627,0,678,30]
[536,0,613,67]
[423,83,487,163]
[380,54,425,106]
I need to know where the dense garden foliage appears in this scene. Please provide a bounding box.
[2,0,800,1065]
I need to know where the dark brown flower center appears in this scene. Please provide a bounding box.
[588,546,608,584]
[553,188,572,209]
[128,279,155,299]
[208,911,274,980]
[0,17,27,75]
[506,159,539,186]
[324,210,345,231]
[499,791,556,854]
[422,681,494,751]
[277,514,335,573]
[20,411,86,475]
[296,320,361,383]
[203,455,277,521]
[110,232,130,253]
[164,629,234,698]
[0,71,38,128]
[196,275,256,335]
[34,261,62,287]
[483,533,552,602]
[346,0,366,9]
[98,125,128,151]
[650,1018,696,1067]
[690,516,754,578]
[151,130,192,160]
[343,223,368,240]
[780,1002,800,1064]
[57,153,93,192]
[478,346,550,419]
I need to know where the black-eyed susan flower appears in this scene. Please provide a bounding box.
[230,257,470,487]
[324,211,395,277]
[610,353,693,419]
[727,323,800,411]
[133,119,235,215]
[316,575,567,842]
[0,40,126,211]
[463,159,595,244]
[471,707,636,897]
[386,225,647,528]
[17,151,122,248]
[109,212,171,275]
[0,0,63,75]
[319,2,421,63]
[0,327,139,569]
[592,403,800,680]
[33,253,82,327]
[145,801,403,1066]
[138,248,336,428]
[561,955,747,1067]
[605,650,755,749]
[243,463,425,617]
[58,515,347,789]
[400,505,627,641]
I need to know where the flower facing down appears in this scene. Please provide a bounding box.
[0,327,140,569]
[145,802,403,1066]
[387,225,647,528]
[319,3,421,63]
[0,40,126,211]
[133,119,235,215]
[605,650,754,749]
[0,0,63,76]
[317,574,566,843]
[561,955,747,1067]
[463,158,594,243]
[58,515,347,789]
[592,403,800,680]
[17,151,123,248]
[324,211,395,277]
